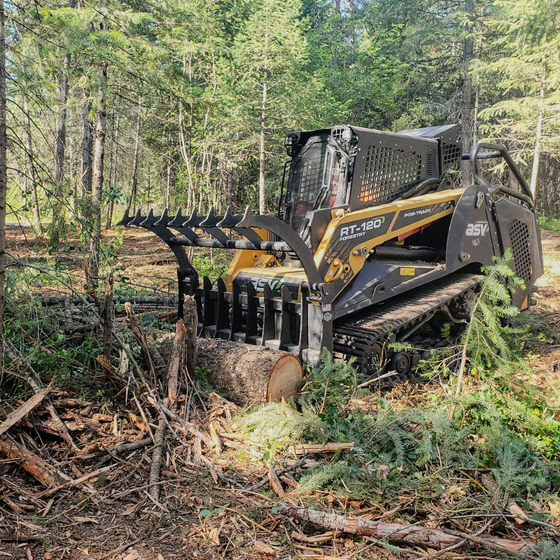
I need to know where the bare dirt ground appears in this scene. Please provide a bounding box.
[1,227,559,560]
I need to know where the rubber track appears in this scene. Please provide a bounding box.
[333,273,482,379]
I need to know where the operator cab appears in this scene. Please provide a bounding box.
[281,124,462,250]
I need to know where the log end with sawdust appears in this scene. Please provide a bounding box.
[196,338,303,406]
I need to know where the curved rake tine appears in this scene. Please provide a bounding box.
[130,208,145,226]
[168,207,185,227]
[200,207,217,227]
[184,209,204,228]
[236,206,254,229]
[217,206,242,228]
[154,208,170,227]
[140,209,160,227]
[116,208,132,227]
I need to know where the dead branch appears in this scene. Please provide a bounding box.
[155,401,214,448]
[4,341,77,450]
[167,319,186,408]
[245,459,309,492]
[0,383,52,437]
[124,302,156,382]
[102,272,114,360]
[39,466,112,498]
[277,503,534,555]
[149,397,167,501]
[0,435,63,487]
[183,295,198,377]
[293,443,354,455]
[268,464,285,497]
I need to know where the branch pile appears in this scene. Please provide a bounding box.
[0,301,556,559]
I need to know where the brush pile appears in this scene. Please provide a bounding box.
[1,301,559,560]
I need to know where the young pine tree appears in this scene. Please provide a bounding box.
[231,0,318,213]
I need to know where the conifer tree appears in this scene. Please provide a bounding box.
[231,0,315,213]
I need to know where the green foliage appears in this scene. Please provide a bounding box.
[191,253,228,281]
[298,349,364,419]
[236,253,560,512]
[467,250,526,371]
[539,216,560,232]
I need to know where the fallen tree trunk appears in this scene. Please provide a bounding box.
[39,294,178,307]
[277,503,533,555]
[196,339,303,406]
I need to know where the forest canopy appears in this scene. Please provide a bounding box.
[3,0,560,258]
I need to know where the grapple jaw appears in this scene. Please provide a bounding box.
[117,206,333,365]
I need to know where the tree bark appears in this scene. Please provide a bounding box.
[0,436,61,487]
[195,339,302,406]
[258,25,269,215]
[88,48,108,288]
[125,105,141,214]
[259,75,267,214]
[102,272,113,359]
[22,95,42,231]
[106,112,119,228]
[81,95,94,220]
[530,61,547,198]
[0,0,5,374]
[51,39,72,247]
[460,0,474,186]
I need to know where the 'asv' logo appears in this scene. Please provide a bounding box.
[466,222,489,237]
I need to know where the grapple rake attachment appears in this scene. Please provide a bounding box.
[117,207,333,364]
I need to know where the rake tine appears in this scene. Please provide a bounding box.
[130,208,145,226]
[185,208,204,228]
[236,206,254,229]
[140,208,159,227]
[200,206,217,227]
[217,206,242,228]
[182,208,195,227]
[154,208,170,227]
[116,208,132,227]
[168,207,185,227]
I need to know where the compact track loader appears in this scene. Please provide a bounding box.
[118,124,543,383]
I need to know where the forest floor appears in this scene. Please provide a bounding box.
[1,227,559,560]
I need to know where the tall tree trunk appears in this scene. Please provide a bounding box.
[0,0,6,373]
[259,80,267,214]
[22,95,41,231]
[81,95,94,220]
[227,166,232,208]
[166,161,171,209]
[460,0,474,186]
[125,107,141,214]
[88,2,108,289]
[50,49,71,246]
[530,61,547,198]
[69,133,80,217]
[106,113,119,228]
[259,29,268,215]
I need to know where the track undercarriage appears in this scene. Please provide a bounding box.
[334,273,480,383]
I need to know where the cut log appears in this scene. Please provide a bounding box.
[196,339,303,406]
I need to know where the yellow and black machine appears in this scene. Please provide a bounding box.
[118,124,543,383]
